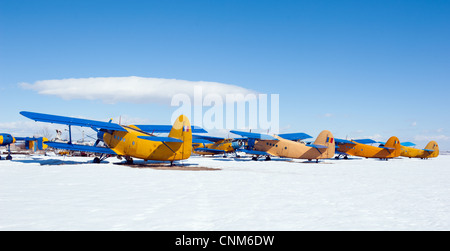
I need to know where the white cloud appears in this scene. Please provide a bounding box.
[411,121,417,126]
[413,134,450,142]
[20,76,258,105]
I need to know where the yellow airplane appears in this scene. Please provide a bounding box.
[20,111,206,165]
[400,141,439,159]
[335,136,401,160]
[230,130,335,162]
[192,135,241,156]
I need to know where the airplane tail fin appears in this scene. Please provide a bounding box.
[313,130,335,158]
[384,136,401,157]
[168,115,192,160]
[424,141,439,157]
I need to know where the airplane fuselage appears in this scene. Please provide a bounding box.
[337,142,400,158]
[253,133,335,159]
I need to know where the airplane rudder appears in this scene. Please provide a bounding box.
[169,115,192,159]
[314,130,335,157]
[385,136,401,156]
[425,141,439,157]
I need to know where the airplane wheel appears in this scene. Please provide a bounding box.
[126,158,134,164]
[252,157,258,161]
[335,156,339,159]
[343,156,349,160]
[265,156,271,161]
[6,155,12,160]
[93,157,101,163]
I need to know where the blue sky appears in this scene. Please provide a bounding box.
[1,0,449,149]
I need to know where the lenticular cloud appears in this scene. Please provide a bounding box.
[20,76,257,105]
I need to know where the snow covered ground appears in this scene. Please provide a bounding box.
[1,154,449,231]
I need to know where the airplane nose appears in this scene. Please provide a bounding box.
[232,141,240,150]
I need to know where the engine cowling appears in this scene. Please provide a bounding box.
[0,134,16,146]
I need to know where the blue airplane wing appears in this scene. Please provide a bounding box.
[237,149,271,156]
[353,139,377,144]
[278,132,312,141]
[192,134,225,143]
[194,148,226,153]
[192,139,214,144]
[401,142,416,147]
[335,138,355,144]
[137,136,183,143]
[44,142,117,155]
[20,111,127,132]
[135,125,207,134]
[230,130,278,140]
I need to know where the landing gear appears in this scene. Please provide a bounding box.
[5,144,12,160]
[265,156,271,161]
[252,156,258,161]
[93,154,110,164]
[125,157,134,165]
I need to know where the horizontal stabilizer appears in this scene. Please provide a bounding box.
[230,130,278,140]
[278,132,312,141]
[21,111,127,132]
[379,146,395,150]
[195,148,226,153]
[307,144,328,149]
[137,136,183,143]
[44,142,117,155]
[423,149,435,152]
[135,125,207,134]
[353,139,377,144]
[237,149,270,156]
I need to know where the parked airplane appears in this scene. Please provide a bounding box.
[400,141,439,159]
[20,111,207,165]
[192,135,242,156]
[230,130,335,162]
[335,136,401,160]
[0,133,48,160]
